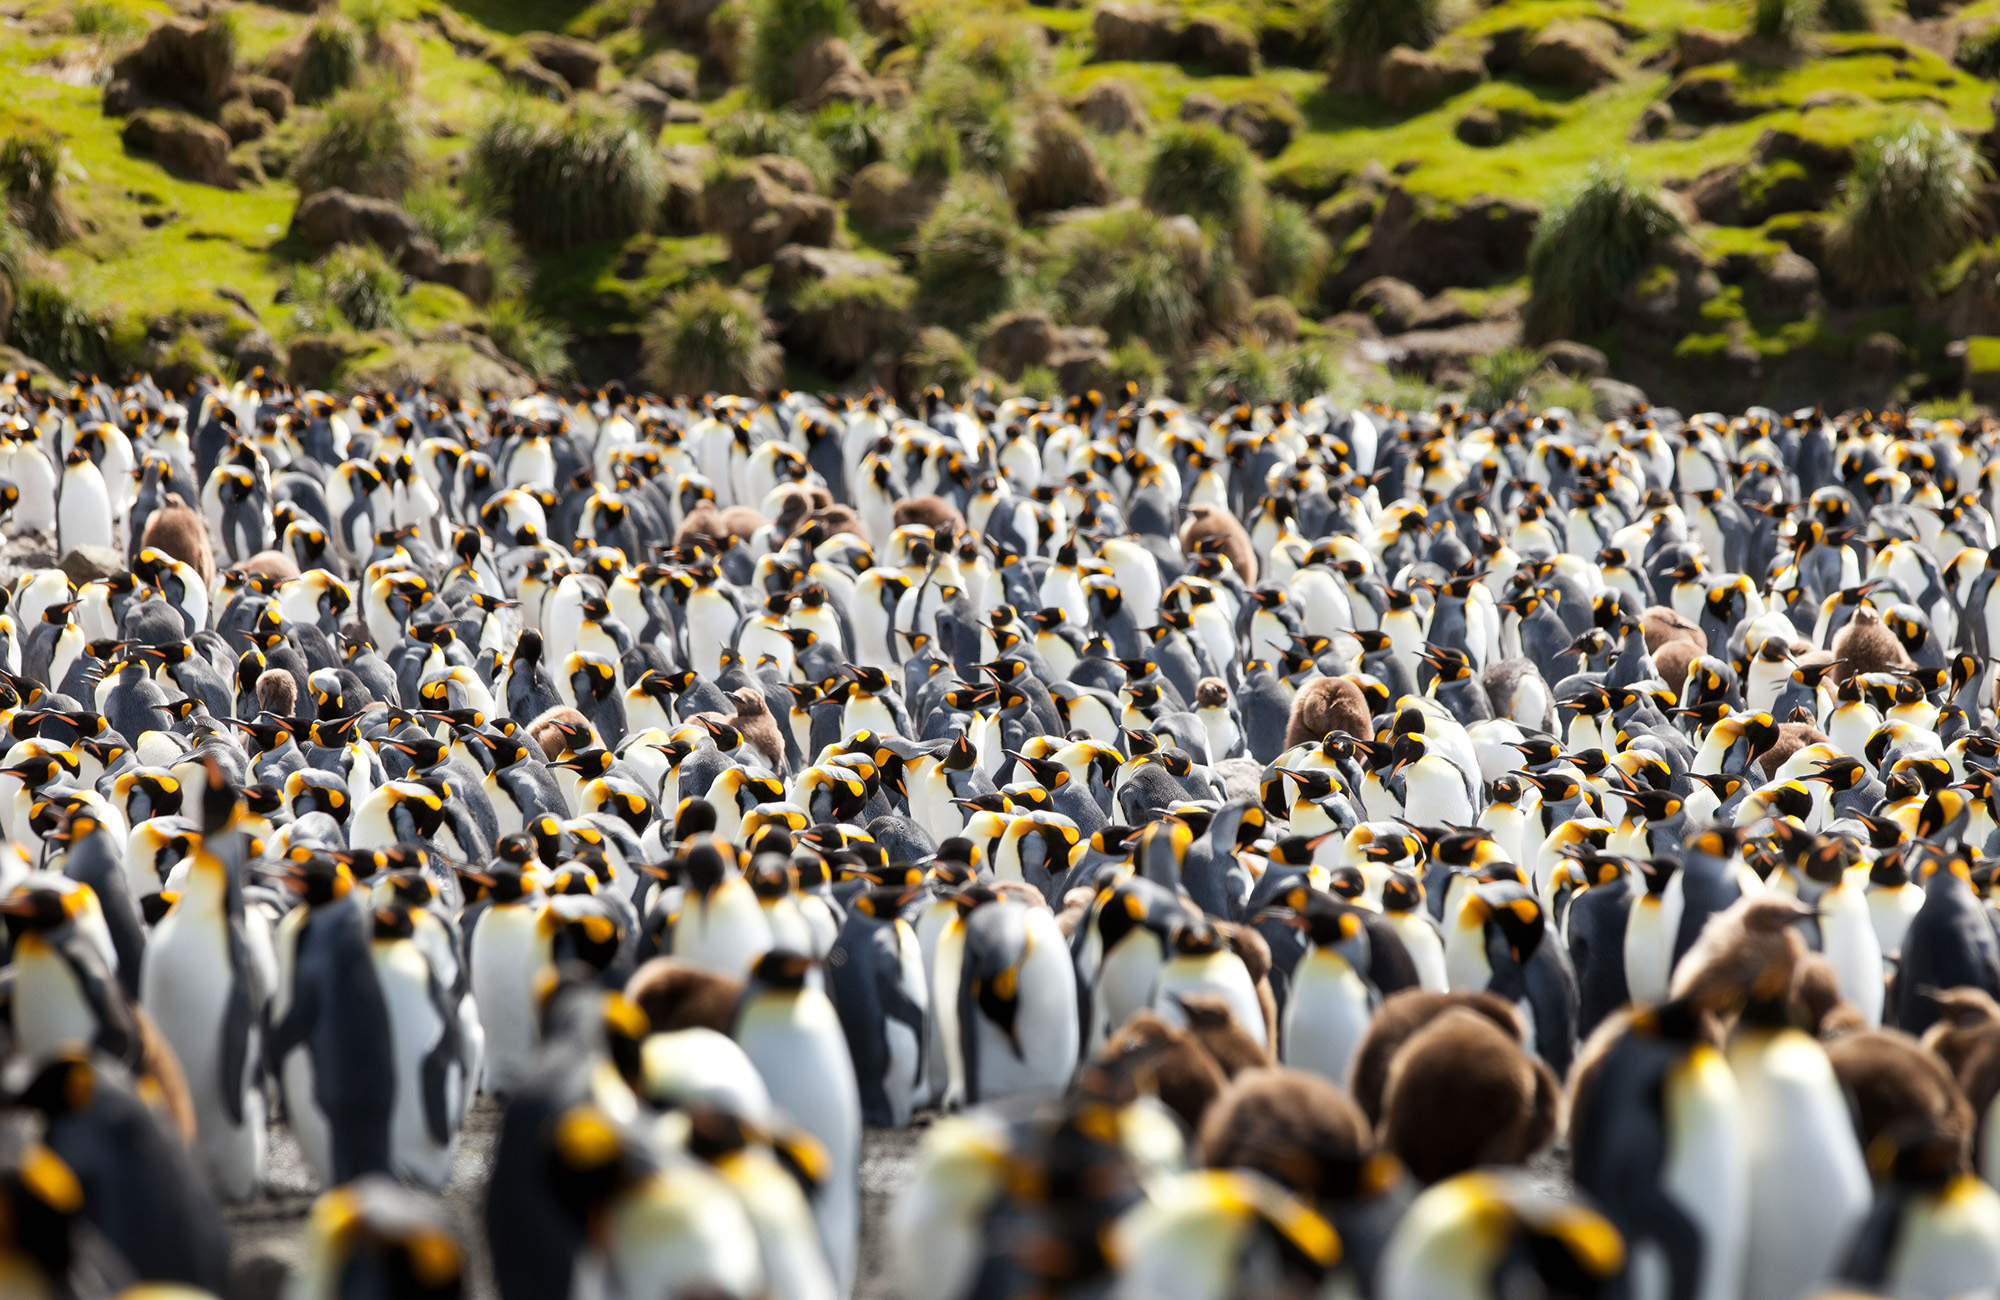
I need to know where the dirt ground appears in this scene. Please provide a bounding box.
[222,1107,924,1300]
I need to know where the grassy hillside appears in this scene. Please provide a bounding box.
[2,0,1999,410]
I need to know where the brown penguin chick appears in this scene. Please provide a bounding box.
[1641,606,1706,655]
[717,505,767,547]
[675,498,727,550]
[1199,1068,1384,1207]
[1350,989,1529,1123]
[728,688,786,771]
[135,1006,198,1146]
[1919,987,2000,1077]
[769,484,830,539]
[893,495,966,540]
[1380,1008,1560,1184]
[1830,603,1914,683]
[1825,1028,1976,1164]
[527,705,596,761]
[1283,675,1372,748]
[1056,886,1097,938]
[992,879,1051,910]
[241,549,301,581]
[1214,921,1280,1057]
[1756,722,1832,779]
[625,957,745,1035]
[1175,992,1272,1078]
[810,504,866,540]
[1180,502,1259,585]
[1668,893,1816,1012]
[1790,951,1866,1037]
[1652,639,1703,695]
[140,492,215,589]
[255,668,298,716]
[1098,1010,1228,1132]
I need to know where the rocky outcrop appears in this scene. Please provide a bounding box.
[789,35,886,108]
[1179,92,1297,156]
[123,110,237,189]
[520,32,607,91]
[1331,186,1540,300]
[768,245,902,300]
[702,157,839,268]
[1517,20,1623,88]
[1091,3,1257,71]
[1073,79,1149,134]
[1378,46,1483,110]
[112,17,237,114]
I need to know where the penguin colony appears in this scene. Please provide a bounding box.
[9,371,2000,1300]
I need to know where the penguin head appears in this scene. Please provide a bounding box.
[282,854,355,906]
[0,1143,87,1287]
[302,1177,467,1299]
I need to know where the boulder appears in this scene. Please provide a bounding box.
[286,333,368,389]
[1591,376,1649,419]
[1543,339,1608,378]
[753,154,819,195]
[637,51,699,98]
[1074,79,1149,134]
[521,32,606,91]
[1755,250,1821,315]
[1219,98,1297,157]
[101,77,148,117]
[237,75,293,123]
[1179,91,1225,123]
[112,17,236,114]
[1455,100,1555,147]
[437,253,495,305]
[1630,101,1674,141]
[609,79,675,134]
[1674,27,1739,72]
[1517,19,1622,89]
[1854,331,1907,375]
[1383,318,1525,378]
[486,51,571,99]
[1754,127,1853,176]
[1093,2,1179,61]
[661,164,705,236]
[1315,191,1376,247]
[220,101,272,146]
[60,546,125,585]
[1181,16,1257,74]
[1668,68,1754,122]
[1052,330,1114,393]
[1378,46,1484,111]
[122,111,237,189]
[768,245,901,300]
[848,161,937,231]
[293,187,423,255]
[1353,276,1426,334]
[1331,186,1539,299]
[651,0,729,36]
[982,309,1061,378]
[790,34,881,108]
[701,160,839,267]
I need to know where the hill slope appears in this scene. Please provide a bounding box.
[1,0,1998,411]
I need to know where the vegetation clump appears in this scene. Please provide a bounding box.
[912,176,1025,333]
[293,79,418,200]
[642,283,781,393]
[471,105,666,251]
[1826,119,1987,296]
[1525,164,1685,342]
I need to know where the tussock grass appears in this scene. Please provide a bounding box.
[70,0,144,40]
[1253,196,1328,305]
[1827,118,1987,297]
[1524,163,1685,342]
[748,0,859,105]
[909,63,1020,178]
[1186,336,1337,407]
[912,176,1025,332]
[12,277,111,376]
[641,283,780,394]
[794,271,915,371]
[471,103,665,251]
[291,244,406,331]
[1143,124,1259,229]
[813,102,891,178]
[294,78,419,200]
[483,298,573,376]
[1325,0,1444,63]
[712,110,837,190]
[0,131,79,248]
[1469,346,1548,410]
[901,326,976,401]
[294,13,363,105]
[1048,207,1207,357]
[404,181,526,299]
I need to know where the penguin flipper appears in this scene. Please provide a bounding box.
[219,970,255,1128]
[421,971,462,1148]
